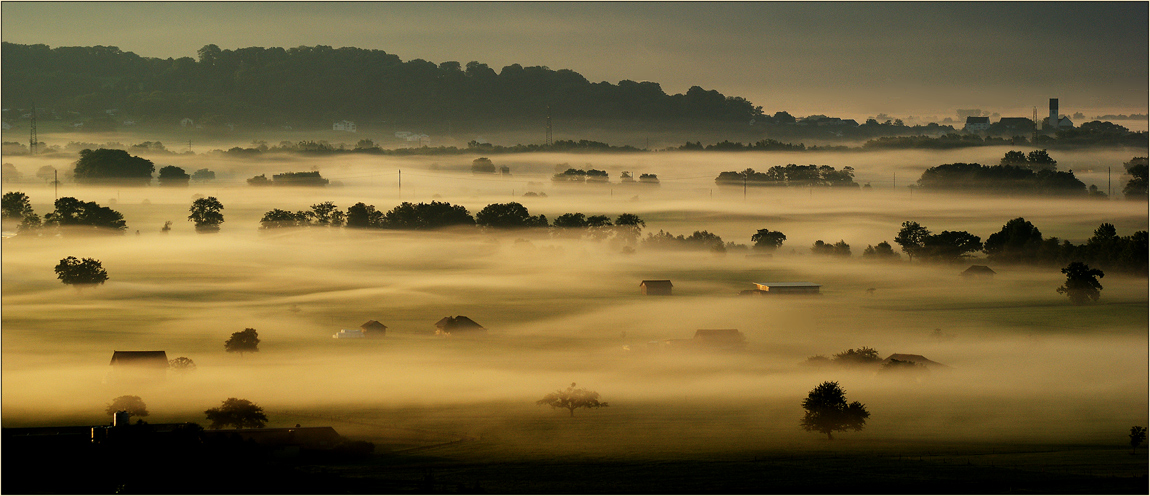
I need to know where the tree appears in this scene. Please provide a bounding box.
[191,168,216,182]
[831,347,882,366]
[921,230,983,261]
[1130,426,1147,455]
[72,148,155,185]
[36,165,56,183]
[476,202,544,228]
[157,165,190,187]
[811,240,851,257]
[189,197,224,233]
[1122,157,1147,201]
[801,381,870,440]
[43,197,127,232]
[1026,149,1057,171]
[54,257,109,286]
[999,150,1028,167]
[1,191,34,220]
[1056,262,1104,305]
[536,383,608,417]
[204,398,268,429]
[862,241,899,259]
[614,213,645,243]
[225,328,260,356]
[310,201,340,226]
[984,217,1043,262]
[168,356,197,374]
[346,202,383,228]
[894,221,931,262]
[471,157,496,174]
[105,395,149,417]
[751,229,786,251]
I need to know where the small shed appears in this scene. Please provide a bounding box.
[435,316,486,336]
[752,282,821,294]
[640,280,673,296]
[693,329,746,349]
[961,265,996,279]
[333,329,365,339]
[360,320,387,337]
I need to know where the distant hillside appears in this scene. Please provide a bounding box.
[0,43,764,131]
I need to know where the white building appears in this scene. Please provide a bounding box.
[963,116,990,133]
[333,120,357,132]
[332,329,365,339]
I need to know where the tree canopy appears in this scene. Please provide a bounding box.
[105,395,149,417]
[204,397,268,429]
[157,165,190,187]
[751,229,786,251]
[189,197,224,232]
[801,381,870,440]
[475,202,547,228]
[225,328,260,356]
[72,148,155,185]
[1056,262,1104,305]
[43,197,126,232]
[536,383,608,417]
[54,256,109,286]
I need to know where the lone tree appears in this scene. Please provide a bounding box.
[1056,262,1105,305]
[54,257,109,286]
[204,398,268,429]
[1,191,34,220]
[751,229,786,251]
[157,165,190,187]
[73,148,155,186]
[1130,426,1147,455]
[168,356,197,374]
[189,196,224,233]
[105,395,149,417]
[894,221,931,262]
[537,383,608,417]
[225,328,260,356]
[801,381,870,440]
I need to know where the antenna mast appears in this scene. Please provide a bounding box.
[29,102,37,155]
[545,106,553,146]
[1032,106,1038,142]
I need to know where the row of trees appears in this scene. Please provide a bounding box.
[715,165,858,188]
[2,192,225,234]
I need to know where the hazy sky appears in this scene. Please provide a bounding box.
[2,2,1147,120]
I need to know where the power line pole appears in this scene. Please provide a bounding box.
[29,102,37,155]
[398,169,402,200]
[545,106,553,146]
[54,169,58,202]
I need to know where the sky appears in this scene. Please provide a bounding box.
[2,2,1147,121]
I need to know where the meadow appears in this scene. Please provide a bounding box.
[2,147,1146,491]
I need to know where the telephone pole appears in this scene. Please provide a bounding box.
[398,169,402,200]
[29,102,37,155]
[545,106,553,146]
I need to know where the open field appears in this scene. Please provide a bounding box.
[2,148,1147,492]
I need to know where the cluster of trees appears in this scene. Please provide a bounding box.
[916,163,1087,196]
[674,138,808,152]
[811,240,851,257]
[247,171,329,187]
[2,42,762,128]
[54,256,109,286]
[643,230,747,254]
[981,218,1147,274]
[863,124,1147,149]
[3,194,127,234]
[998,149,1057,171]
[260,201,345,228]
[715,165,858,188]
[1122,157,1147,200]
[893,221,984,262]
[805,347,881,367]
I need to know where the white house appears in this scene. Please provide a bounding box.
[333,120,357,132]
[963,116,990,133]
[332,329,365,339]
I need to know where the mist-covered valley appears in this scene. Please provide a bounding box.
[3,145,1146,464]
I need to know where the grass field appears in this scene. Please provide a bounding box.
[2,149,1147,492]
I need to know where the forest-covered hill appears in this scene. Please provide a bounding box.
[1,43,765,130]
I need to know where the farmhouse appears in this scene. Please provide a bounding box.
[640,280,673,295]
[961,265,996,279]
[435,316,486,336]
[752,282,821,294]
[360,320,387,336]
[108,351,168,381]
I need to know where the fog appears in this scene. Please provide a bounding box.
[2,148,1146,454]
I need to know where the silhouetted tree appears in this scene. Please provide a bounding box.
[471,157,496,174]
[43,197,127,232]
[537,383,608,417]
[157,165,190,187]
[168,357,197,374]
[1,191,33,220]
[310,201,340,226]
[476,202,546,228]
[54,256,109,286]
[191,168,216,182]
[204,398,268,429]
[614,213,645,243]
[984,217,1044,263]
[999,150,1028,167]
[1130,426,1147,455]
[1056,262,1104,305]
[382,201,475,229]
[751,229,786,251]
[346,202,383,228]
[801,381,870,440]
[189,197,224,232]
[832,347,882,366]
[225,328,260,356]
[1123,157,1147,200]
[72,148,155,185]
[1026,149,1057,171]
[811,240,851,257]
[862,241,899,259]
[106,395,149,417]
[921,230,983,261]
[894,221,931,261]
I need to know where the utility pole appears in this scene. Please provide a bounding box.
[1032,106,1038,142]
[54,169,57,202]
[1108,167,1112,199]
[545,106,553,146]
[743,171,747,200]
[398,170,402,200]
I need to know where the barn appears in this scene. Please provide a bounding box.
[435,316,486,336]
[108,351,168,382]
[360,320,387,336]
[961,265,996,279]
[640,280,673,295]
[752,282,821,294]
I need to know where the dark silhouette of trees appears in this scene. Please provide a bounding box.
[999,150,1028,167]
[346,202,383,228]
[921,230,983,261]
[801,381,870,440]
[1122,157,1147,200]
[271,171,328,186]
[644,230,728,252]
[54,256,109,286]
[916,162,1085,195]
[751,229,786,251]
[862,241,899,259]
[613,213,645,244]
[191,168,216,182]
[204,398,268,429]
[984,217,1044,263]
[894,221,931,262]
[188,197,224,232]
[157,165,190,187]
[1026,149,1057,171]
[309,201,343,226]
[831,347,882,366]
[382,201,475,229]
[260,209,311,229]
[1,191,33,220]
[1130,426,1147,455]
[72,149,155,186]
[43,197,126,232]
[475,202,547,228]
[225,328,260,356]
[471,157,496,174]
[168,357,197,374]
[105,395,149,417]
[1056,262,1104,305]
[716,165,857,188]
[811,240,851,257]
[536,383,608,417]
